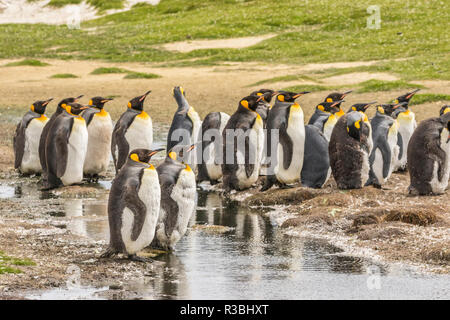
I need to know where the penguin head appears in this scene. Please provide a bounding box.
[276,91,310,103]
[30,98,53,114]
[167,144,196,164]
[128,91,151,112]
[377,102,407,118]
[239,95,263,112]
[439,105,450,116]
[129,148,164,165]
[316,100,344,114]
[349,101,376,113]
[88,97,113,109]
[392,89,420,107]
[173,86,190,110]
[251,89,277,103]
[65,103,89,116]
[346,111,367,141]
[58,95,84,110]
[325,91,352,104]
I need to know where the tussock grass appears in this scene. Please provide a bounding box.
[0,251,36,274]
[50,73,78,78]
[356,80,424,93]
[410,93,450,105]
[123,72,161,79]
[4,59,50,67]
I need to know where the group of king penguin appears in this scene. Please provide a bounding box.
[12,84,450,262]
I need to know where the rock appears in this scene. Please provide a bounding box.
[352,213,381,227]
[244,187,320,206]
[191,224,234,234]
[384,209,439,226]
[281,213,334,228]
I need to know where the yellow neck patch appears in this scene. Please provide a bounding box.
[37,114,48,122]
[96,109,108,117]
[137,111,150,119]
[336,109,345,117]
[185,164,192,172]
[355,120,361,129]
[168,152,177,160]
[352,106,356,111]
[146,164,155,170]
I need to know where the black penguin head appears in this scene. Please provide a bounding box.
[88,96,113,109]
[59,95,84,110]
[173,86,190,111]
[129,148,164,165]
[316,100,344,114]
[167,144,196,164]
[251,89,277,103]
[276,91,310,103]
[239,95,262,112]
[349,101,376,113]
[325,91,352,103]
[392,89,420,106]
[31,98,53,114]
[128,91,151,112]
[65,103,89,116]
[346,111,367,141]
[377,102,407,118]
[439,105,450,116]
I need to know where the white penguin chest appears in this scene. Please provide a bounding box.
[21,117,48,173]
[125,113,153,151]
[84,113,113,174]
[323,115,337,141]
[61,117,88,185]
[276,105,305,184]
[121,168,161,254]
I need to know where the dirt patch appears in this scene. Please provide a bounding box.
[321,72,398,85]
[384,209,440,226]
[244,186,320,206]
[160,34,277,52]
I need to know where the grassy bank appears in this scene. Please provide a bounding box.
[0,0,447,80]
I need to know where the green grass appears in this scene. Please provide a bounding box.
[356,80,425,93]
[282,84,340,93]
[0,251,36,274]
[45,0,124,12]
[90,67,130,74]
[249,74,319,87]
[5,0,449,80]
[50,73,78,78]
[409,93,450,105]
[4,59,50,67]
[123,72,161,79]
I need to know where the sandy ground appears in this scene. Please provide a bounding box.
[0,59,449,299]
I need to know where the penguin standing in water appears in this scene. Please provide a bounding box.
[101,148,164,262]
[392,89,421,171]
[308,100,344,141]
[152,145,197,251]
[14,98,53,175]
[222,95,265,192]
[82,97,113,182]
[39,95,83,182]
[329,111,373,189]
[196,111,230,185]
[366,103,406,187]
[166,86,201,168]
[261,91,310,191]
[408,112,450,195]
[111,91,153,173]
[44,103,89,189]
[301,125,331,189]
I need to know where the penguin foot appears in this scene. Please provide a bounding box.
[260,181,274,192]
[128,254,153,263]
[279,184,293,189]
[99,247,117,259]
[210,180,219,186]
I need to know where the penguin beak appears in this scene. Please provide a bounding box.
[256,96,264,103]
[139,91,151,102]
[342,90,353,97]
[148,148,165,157]
[393,101,408,109]
[101,98,113,104]
[405,89,421,99]
[364,101,377,110]
[43,98,54,106]
[331,100,344,108]
[80,105,89,110]
[293,91,310,99]
[75,95,84,101]
[271,91,278,97]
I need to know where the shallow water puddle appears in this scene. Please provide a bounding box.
[2,164,449,299]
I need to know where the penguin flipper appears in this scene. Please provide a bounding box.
[124,184,147,242]
[379,140,392,179]
[244,134,255,178]
[160,184,179,237]
[279,125,293,170]
[111,122,130,173]
[397,132,403,161]
[13,122,26,169]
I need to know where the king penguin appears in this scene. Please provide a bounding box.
[166,86,202,168]
[44,103,89,189]
[391,89,421,171]
[82,97,114,182]
[324,91,352,119]
[250,89,277,124]
[366,103,406,187]
[152,144,197,251]
[196,111,230,185]
[101,148,164,262]
[346,102,376,114]
[111,91,153,173]
[261,90,310,191]
[39,95,83,183]
[439,105,450,116]
[407,112,450,195]
[329,111,373,189]
[308,100,344,141]
[14,98,53,175]
[222,95,265,192]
